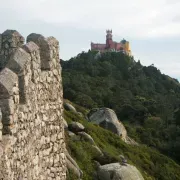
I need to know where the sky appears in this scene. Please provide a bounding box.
[0,0,180,80]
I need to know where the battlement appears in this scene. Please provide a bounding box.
[106,29,112,34]
[0,30,66,180]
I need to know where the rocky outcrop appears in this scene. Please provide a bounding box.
[88,108,137,145]
[97,163,144,180]
[88,108,127,140]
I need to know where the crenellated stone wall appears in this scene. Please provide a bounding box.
[0,30,66,180]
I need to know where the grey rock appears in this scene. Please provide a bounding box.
[7,48,31,74]
[94,160,101,169]
[92,145,103,157]
[125,136,139,145]
[0,143,3,157]
[68,131,76,137]
[63,118,68,129]
[27,33,54,70]
[67,159,81,178]
[68,131,80,141]
[88,108,127,141]
[78,132,95,145]
[68,122,85,133]
[65,150,83,179]
[88,108,138,145]
[23,41,39,53]
[119,155,128,166]
[97,163,144,180]
[0,68,18,99]
[77,112,83,117]
[0,108,2,121]
[64,102,77,112]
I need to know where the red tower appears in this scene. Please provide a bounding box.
[106,30,113,48]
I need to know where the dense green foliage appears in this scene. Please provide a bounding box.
[65,109,180,180]
[61,51,180,162]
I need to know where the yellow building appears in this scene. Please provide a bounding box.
[120,39,131,56]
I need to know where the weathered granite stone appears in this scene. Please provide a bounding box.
[88,108,138,145]
[0,29,66,180]
[68,122,85,133]
[64,102,77,112]
[7,48,31,74]
[66,150,83,179]
[0,68,18,99]
[92,145,104,157]
[63,118,68,129]
[68,131,76,137]
[27,34,59,70]
[0,30,25,69]
[22,41,39,53]
[0,109,2,140]
[97,163,144,180]
[78,131,95,145]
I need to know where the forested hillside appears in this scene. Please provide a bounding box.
[61,51,180,163]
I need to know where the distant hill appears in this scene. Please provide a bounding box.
[61,51,180,163]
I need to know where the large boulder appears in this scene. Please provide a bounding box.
[97,163,144,180]
[87,108,127,141]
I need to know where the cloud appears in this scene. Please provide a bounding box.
[1,0,180,38]
[0,0,179,79]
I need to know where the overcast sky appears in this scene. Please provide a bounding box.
[0,0,180,80]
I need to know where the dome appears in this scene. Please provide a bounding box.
[121,39,127,44]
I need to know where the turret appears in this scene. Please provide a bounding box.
[0,30,24,70]
[106,29,113,48]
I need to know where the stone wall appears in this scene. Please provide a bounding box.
[0,30,66,180]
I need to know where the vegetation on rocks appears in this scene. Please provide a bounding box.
[61,51,180,163]
[64,109,180,180]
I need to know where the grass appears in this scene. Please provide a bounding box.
[64,109,180,180]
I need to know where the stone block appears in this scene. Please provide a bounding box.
[0,68,18,99]
[7,48,31,74]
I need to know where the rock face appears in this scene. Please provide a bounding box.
[98,163,144,180]
[0,30,66,180]
[88,108,127,141]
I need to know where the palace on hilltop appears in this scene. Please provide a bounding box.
[91,30,131,55]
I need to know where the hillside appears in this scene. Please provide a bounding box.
[61,51,180,163]
[64,101,180,180]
